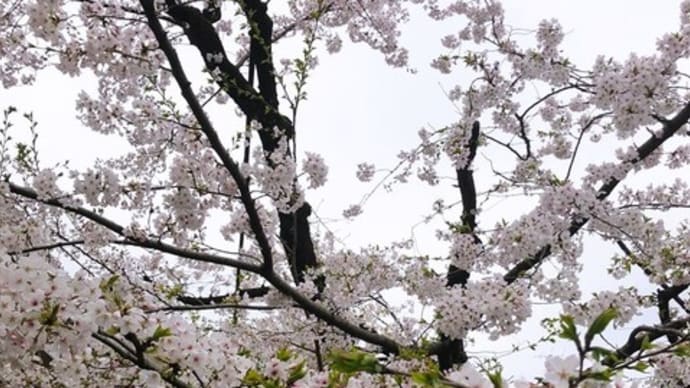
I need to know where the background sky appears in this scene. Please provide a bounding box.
[0,0,686,382]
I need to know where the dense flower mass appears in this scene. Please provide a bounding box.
[1,0,690,386]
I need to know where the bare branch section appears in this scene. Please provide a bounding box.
[617,240,690,344]
[163,0,292,150]
[241,0,280,110]
[177,286,270,305]
[504,101,690,284]
[602,317,690,367]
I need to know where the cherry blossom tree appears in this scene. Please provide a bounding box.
[1,0,690,386]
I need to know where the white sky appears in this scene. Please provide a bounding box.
[0,0,686,382]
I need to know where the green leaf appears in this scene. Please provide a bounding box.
[640,335,653,351]
[411,371,442,387]
[672,343,690,357]
[585,308,617,348]
[287,360,307,385]
[590,346,616,362]
[487,370,504,388]
[151,326,172,341]
[99,275,120,292]
[328,349,382,374]
[241,368,264,386]
[276,347,292,362]
[585,369,614,382]
[39,302,60,326]
[558,315,579,342]
[630,362,649,372]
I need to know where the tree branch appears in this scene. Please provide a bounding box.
[602,317,690,367]
[504,101,690,284]
[141,0,275,272]
[162,0,293,152]
[140,0,394,353]
[438,121,481,370]
[92,331,192,388]
[7,182,262,273]
[177,286,271,305]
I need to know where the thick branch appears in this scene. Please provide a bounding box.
[602,317,690,367]
[447,121,481,288]
[279,203,319,285]
[658,284,690,343]
[177,286,271,305]
[162,0,292,152]
[142,0,275,271]
[160,0,318,287]
[241,0,279,109]
[504,101,690,284]
[141,0,395,352]
[438,121,481,371]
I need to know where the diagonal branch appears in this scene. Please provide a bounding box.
[263,271,403,353]
[160,0,319,288]
[141,0,275,271]
[92,331,192,388]
[141,0,396,353]
[504,101,690,284]
[162,0,292,153]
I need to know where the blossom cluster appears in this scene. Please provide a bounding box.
[2,0,690,386]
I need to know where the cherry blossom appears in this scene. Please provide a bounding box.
[544,355,579,388]
[1,0,690,386]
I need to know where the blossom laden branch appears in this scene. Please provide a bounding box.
[437,121,481,371]
[504,100,690,284]
[141,0,401,355]
[92,331,193,388]
[7,181,261,272]
[141,0,275,272]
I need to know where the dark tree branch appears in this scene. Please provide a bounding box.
[8,239,86,255]
[616,240,689,344]
[241,0,279,109]
[160,0,319,288]
[504,101,690,284]
[278,203,319,287]
[438,121,481,371]
[177,286,271,305]
[163,0,293,153]
[139,0,396,353]
[657,284,689,344]
[142,0,276,272]
[602,317,690,367]
[446,121,481,289]
[147,303,285,313]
